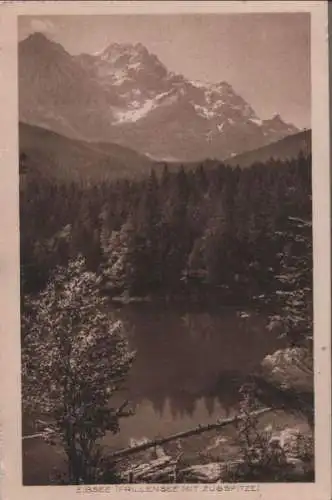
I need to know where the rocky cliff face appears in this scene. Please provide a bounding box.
[19,32,299,161]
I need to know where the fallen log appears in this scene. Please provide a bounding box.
[22,432,48,441]
[133,465,176,482]
[126,457,174,477]
[122,457,178,483]
[110,406,273,461]
[179,463,224,483]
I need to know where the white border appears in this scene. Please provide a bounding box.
[0,2,330,500]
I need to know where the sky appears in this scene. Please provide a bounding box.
[18,13,311,129]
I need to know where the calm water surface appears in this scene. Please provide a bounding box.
[23,303,284,484]
[107,303,282,448]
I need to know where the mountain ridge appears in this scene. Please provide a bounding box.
[19,121,310,183]
[19,32,300,161]
[225,129,311,168]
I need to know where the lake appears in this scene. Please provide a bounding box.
[23,303,287,484]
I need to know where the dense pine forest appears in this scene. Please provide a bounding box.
[20,153,312,306]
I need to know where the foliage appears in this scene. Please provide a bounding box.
[225,383,314,482]
[268,216,313,347]
[21,256,135,484]
[20,153,312,301]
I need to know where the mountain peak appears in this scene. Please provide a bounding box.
[267,113,298,129]
[99,41,150,61]
[262,113,299,138]
[20,31,68,59]
[91,41,169,87]
[271,113,282,121]
[214,81,234,91]
[22,32,57,48]
[25,31,49,42]
[19,34,299,162]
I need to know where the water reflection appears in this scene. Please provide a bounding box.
[129,372,243,419]
[23,304,285,483]
[108,304,283,446]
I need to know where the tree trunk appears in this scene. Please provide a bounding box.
[110,407,272,461]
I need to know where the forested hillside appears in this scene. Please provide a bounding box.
[19,122,154,182]
[20,152,312,306]
[226,130,311,168]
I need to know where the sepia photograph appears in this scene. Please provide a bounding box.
[0,1,330,497]
[18,10,316,486]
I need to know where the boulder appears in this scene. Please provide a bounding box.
[269,427,313,460]
[180,463,224,482]
[261,347,313,393]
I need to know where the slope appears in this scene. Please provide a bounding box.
[19,122,154,182]
[225,130,311,168]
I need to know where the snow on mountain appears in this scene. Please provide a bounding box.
[249,117,263,126]
[113,92,172,124]
[19,33,299,161]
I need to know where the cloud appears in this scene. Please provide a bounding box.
[29,18,56,35]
